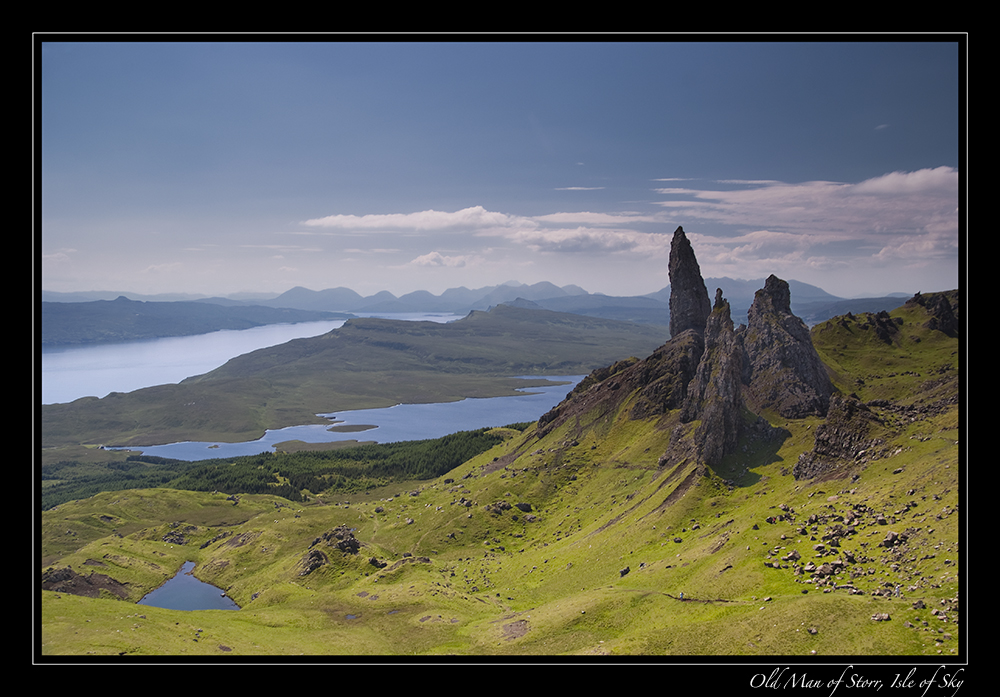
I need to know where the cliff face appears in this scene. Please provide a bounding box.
[681,289,744,465]
[741,275,834,419]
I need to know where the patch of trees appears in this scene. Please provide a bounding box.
[169,428,508,500]
[41,458,183,509]
[41,428,514,509]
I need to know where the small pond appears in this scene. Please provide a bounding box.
[137,561,240,611]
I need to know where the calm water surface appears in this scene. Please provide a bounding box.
[137,561,240,611]
[41,313,461,405]
[117,375,583,461]
[44,312,583,461]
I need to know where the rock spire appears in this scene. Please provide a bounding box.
[681,288,745,465]
[668,226,712,338]
[742,275,834,418]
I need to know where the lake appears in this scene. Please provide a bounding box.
[43,312,584,460]
[114,375,584,461]
[40,313,462,405]
[137,561,240,611]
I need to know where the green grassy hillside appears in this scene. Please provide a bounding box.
[39,296,961,658]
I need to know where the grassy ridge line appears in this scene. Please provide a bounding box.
[41,305,667,453]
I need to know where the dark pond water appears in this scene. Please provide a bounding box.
[137,561,240,611]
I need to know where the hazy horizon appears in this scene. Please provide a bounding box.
[39,39,963,301]
[39,274,927,304]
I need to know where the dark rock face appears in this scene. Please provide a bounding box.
[742,275,834,418]
[41,566,130,598]
[682,290,745,465]
[310,525,361,554]
[628,330,705,420]
[298,548,328,576]
[793,394,886,480]
[537,330,703,434]
[906,291,959,337]
[668,226,712,338]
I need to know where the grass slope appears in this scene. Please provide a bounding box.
[39,298,961,658]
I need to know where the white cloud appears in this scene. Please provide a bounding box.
[653,167,958,239]
[408,251,482,268]
[530,211,660,226]
[42,248,76,262]
[849,166,958,196]
[647,168,959,287]
[501,226,667,256]
[301,205,527,231]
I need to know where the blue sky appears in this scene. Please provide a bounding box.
[39,38,963,299]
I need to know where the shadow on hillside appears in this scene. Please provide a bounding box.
[713,426,792,488]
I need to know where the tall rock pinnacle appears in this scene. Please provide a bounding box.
[742,275,834,418]
[681,288,745,465]
[668,226,712,338]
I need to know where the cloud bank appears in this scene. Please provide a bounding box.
[280,167,957,296]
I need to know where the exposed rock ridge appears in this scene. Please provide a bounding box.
[681,289,745,465]
[906,290,959,338]
[741,275,834,419]
[668,226,712,338]
[793,394,887,480]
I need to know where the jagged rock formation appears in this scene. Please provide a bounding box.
[906,290,959,337]
[539,228,840,469]
[741,275,834,419]
[668,226,712,338]
[681,290,745,465]
[832,310,903,344]
[537,329,704,436]
[793,394,887,480]
[628,331,705,420]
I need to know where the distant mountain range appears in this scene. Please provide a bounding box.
[41,278,913,345]
[41,296,350,346]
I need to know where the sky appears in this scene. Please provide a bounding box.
[38,38,964,300]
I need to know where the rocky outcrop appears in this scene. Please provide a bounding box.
[668,226,712,338]
[298,549,328,576]
[538,228,837,470]
[537,329,703,433]
[310,525,361,554]
[41,566,130,599]
[906,291,959,337]
[741,275,834,418]
[681,289,745,465]
[793,394,886,480]
[628,330,704,419]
